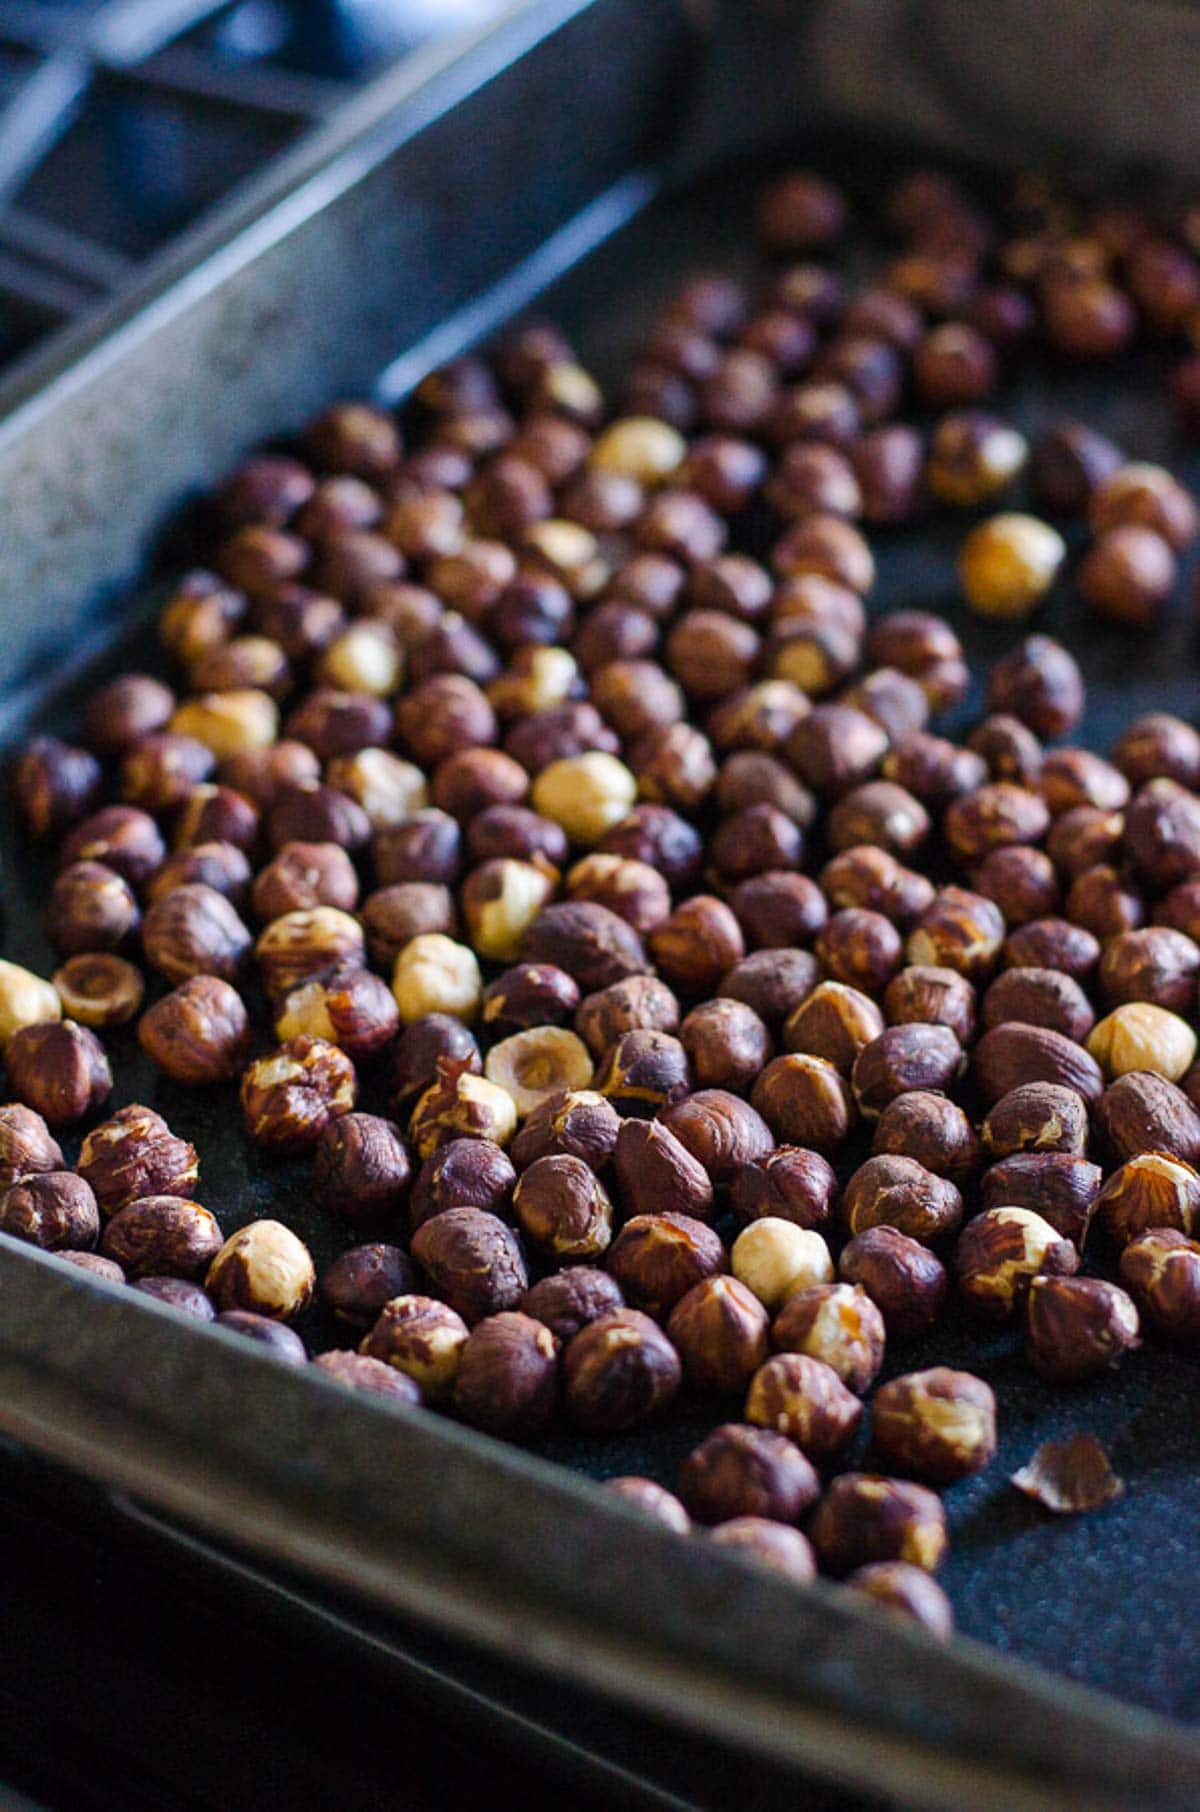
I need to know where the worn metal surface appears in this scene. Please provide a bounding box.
[1,2,1200,1805]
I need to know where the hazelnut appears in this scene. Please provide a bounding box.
[598,805,702,890]
[730,1218,832,1310]
[215,1311,307,1359]
[958,513,1065,617]
[121,732,215,813]
[845,1563,954,1637]
[709,805,803,883]
[134,1278,216,1320]
[838,1226,947,1337]
[882,737,986,808]
[981,1082,1089,1159]
[676,999,771,1093]
[411,1206,527,1325]
[927,411,1027,506]
[1090,462,1198,551]
[240,1036,357,1152]
[707,1519,817,1583]
[750,1054,854,1154]
[819,849,934,933]
[871,1092,979,1187]
[809,1473,948,1577]
[100,1196,222,1280]
[666,1277,770,1393]
[987,635,1084,738]
[459,859,556,964]
[601,1476,690,1533]
[46,862,140,957]
[359,1294,469,1401]
[944,781,1050,863]
[59,806,165,888]
[521,902,649,993]
[730,1147,837,1231]
[827,782,929,859]
[850,1024,963,1117]
[521,1267,624,1343]
[138,975,250,1083]
[852,424,925,523]
[979,1152,1101,1250]
[1088,1003,1197,1082]
[612,1117,714,1224]
[530,752,637,845]
[325,750,426,830]
[5,1020,112,1126]
[387,1016,481,1110]
[648,897,744,997]
[679,1423,819,1527]
[608,1211,726,1316]
[1077,526,1176,627]
[54,954,144,1029]
[1095,1152,1200,1247]
[1004,917,1100,981]
[311,1351,421,1402]
[744,1352,862,1459]
[512,1153,613,1261]
[510,1089,620,1173]
[1026,1275,1140,1382]
[906,887,1005,982]
[319,1242,414,1328]
[1098,1071,1200,1166]
[0,1172,99,1251]
[77,1105,198,1214]
[784,983,884,1077]
[968,714,1043,786]
[391,934,482,1025]
[219,741,320,810]
[720,949,821,1030]
[771,1283,886,1392]
[730,872,828,951]
[1113,713,1200,791]
[86,673,175,754]
[786,705,887,801]
[409,1136,516,1231]
[361,884,455,967]
[564,855,670,936]
[142,884,252,986]
[954,1207,1078,1317]
[313,1112,410,1224]
[981,967,1093,1042]
[0,1105,63,1187]
[13,736,102,838]
[1029,421,1123,517]
[469,805,569,868]
[169,689,279,759]
[1119,1230,1200,1342]
[814,910,902,995]
[563,1308,681,1432]
[453,1311,559,1437]
[408,1061,517,1160]
[970,1022,1104,1108]
[873,1368,995,1491]
[1039,748,1128,816]
[842,1154,963,1246]
[595,1028,690,1116]
[1124,780,1200,890]
[207,1219,315,1321]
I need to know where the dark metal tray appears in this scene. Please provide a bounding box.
[1,3,1200,1806]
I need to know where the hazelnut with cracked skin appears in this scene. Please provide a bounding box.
[810,1473,948,1576]
[207,1219,316,1321]
[660,1089,774,1189]
[744,1351,862,1459]
[595,1028,691,1117]
[563,1308,681,1432]
[314,1112,411,1223]
[77,1105,199,1215]
[255,906,365,1002]
[521,902,649,993]
[359,1294,469,1401]
[750,1054,855,1153]
[872,1366,997,1483]
[5,1020,112,1126]
[771,1283,886,1392]
[954,1206,1078,1318]
[409,1136,516,1231]
[666,1276,769,1393]
[608,1212,726,1317]
[521,1267,624,1343]
[408,1060,518,1160]
[783,982,884,1077]
[678,1423,820,1526]
[871,1092,979,1188]
[510,1088,620,1172]
[1119,1230,1200,1342]
[0,1104,63,1187]
[850,1023,963,1118]
[730,1146,837,1231]
[980,1082,1089,1160]
[979,1152,1101,1250]
[0,1172,99,1252]
[1094,1152,1200,1247]
[100,1196,223,1280]
[240,1036,357,1153]
[649,897,744,997]
[842,1154,963,1246]
[574,974,680,1058]
[274,967,400,1061]
[1026,1276,1140,1382]
[142,884,252,985]
[838,1226,947,1338]
[46,862,140,957]
[512,1153,614,1263]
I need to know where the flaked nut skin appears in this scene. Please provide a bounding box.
[0,1171,99,1251]
[521,1267,625,1343]
[750,1055,854,1153]
[512,1153,614,1261]
[410,1206,528,1325]
[138,975,250,1084]
[5,1020,112,1126]
[846,1562,955,1636]
[313,1112,411,1223]
[979,1153,1102,1250]
[661,1088,774,1188]
[708,1518,817,1583]
[1120,1230,1200,1342]
[1097,1072,1200,1167]
[511,1089,621,1173]
[319,1242,414,1328]
[980,1082,1089,1160]
[954,1207,1079,1319]
[678,1422,819,1526]
[613,1117,715,1223]
[563,1308,682,1432]
[971,1021,1104,1109]
[359,1293,469,1401]
[100,1196,222,1280]
[666,1275,769,1393]
[241,1035,357,1153]
[409,1137,516,1232]
[77,1105,199,1215]
[0,1104,63,1187]
[312,1350,423,1402]
[744,1352,863,1459]
[872,1366,997,1483]
[1026,1275,1140,1382]
[841,1154,963,1246]
[809,1473,948,1576]
[453,1311,559,1436]
[207,1219,315,1321]
[1094,1152,1200,1247]
[730,1145,837,1230]
[838,1227,947,1337]
[870,1092,979,1188]
[771,1283,886,1392]
[607,1212,726,1317]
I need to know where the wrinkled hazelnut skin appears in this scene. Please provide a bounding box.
[595,1029,690,1117]
[979,1153,1102,1250]
[814,909,902,996]
[871,1092,979,1188]
[253,842,360,921]
[783,982,884,1077]
[60,805,166,889]
[0,1171,99,1251]
[510,1089,620,1172]
[809,1473,949,1577]
[882,966,976,1045]
[1004,917,1101,981]
[207,1219,316,1321]
[1119,1230,1200,1342]
[359,1294,469,1401]
[954,1206,1079,1318]
[981,968,1093,1044]
[666,1276,769,1393]
[217,1310,308,1362]
[453,1311,559,1436]
[649,897,744,997]
[138,975,251,1084]
[850,1024,963,1118]
[745,1352,862,1459]
[319,1242,414,1328]
[411,1207,528,1325]
[521,1267,625,1343]
[482,964,580,1035]
[846,1562,954,1637]
[772,1282,886,1392]
[678,1422,819,1526]
[1026,1275,1140,1382]
[574,974,681,1059]
[5,1021,112,1126]
[872,1366,997,1483]
[680,998,772,1093]
[142,884,252,985]
[563,1308,682,1432]
[1097,1072,1200,1166]
[314,1113,411,1224]
[611,1117,714,1225]
[311,1351,422,1401]
[46,862,141,957]
[981,1082,1089,1160]
[708,1518,817,1582]
[1095,1152,1200,1247]
[842,1155,963,1246]
[661,1089,774,1188]
[971,1022,1104,1109]
[730,1146,837,1230]
[99,1196,222,1280]
[838,1226,947,1338]
[512,1153,614,1262]
[906,886,1005,982]
[240,1036,357,1153]
[751,1055,854,1154]
[408,1062,517,1160]
[607,1212,726,1317]
[720,949,821,1030]
[77,1105,199,1214]
[521,902,649,993]
[0,1104,63,1187]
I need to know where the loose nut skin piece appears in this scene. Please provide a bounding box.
[608,1212,726,1316]
[0,1172,99,1252]
[100,1197,223,1280]
[809,1473,949,1576]
[77,1105,199,1214]
[138,975,250,1084]
[512,1153,614,1262]
[771,1283,886,1392]
[240,1036,357,1153]
[207,1219,316,1321]
[954,1207,1079,1318]
[745,1352,862,1459]
[678,1422,819,1526]
[1094,1152,1200,1247]
[410,1206,528,1325]
[872,1366,997,1483]
[563,1308,681,1433]
[1026,1276,1140,1382]
[1120,1230,1200,1342]
[453,1311,559,1437]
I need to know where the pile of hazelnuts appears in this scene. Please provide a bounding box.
[6,161,1200,1642]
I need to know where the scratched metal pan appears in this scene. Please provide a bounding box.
[0,1,1199,1806]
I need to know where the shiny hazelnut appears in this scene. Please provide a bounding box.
[13,736,102,839]
[1113,713,1200,791]
[0,1172,99,1252]
[1097,1071,1200,1166]
[5,1020,112,1126]
[521,1267,624,1343]
[313,1112,410,1225]
[819,848,934,930]
[814,909,902,995]
[851,1024,963,1118]
[138,975,249,1083]
[871,1092,979,1187]
[666,1277,770,1394]
[387,1016,481,1111]
[872,1367,997,1483]
[207,1219,315,1321]
[563,1308,681,1432]
[608,1211,726,1316]
[772,1283,886,1392]
[981,967,1093,1043]
[1119,1230,1200,1342]
[453,1311,559,1437]
[1078,526,1176,627]
[750,1054,854,1154]
[1124,780,1200,890]
[783,983,883,1077]
[1095,1152,1200,1247]
[1026,1276,1140,1382]
[979,1152,1101,1250]
[77,1105,199,1215]
[359,1294,469,1402]
[512,1154,613,1262]
[810,1473,948,1577]
[521,902,649,993]
[46,862,140,958]
[411,1206,527,1325]
[409,1136,516,1231]
[648,897,744,997]
[968,713,1043,785]
[838,1226,947,1337]
[59,805,166,888]
[954,1207,1079,1318]
[970,1022,1104,1108]
[408,1061,517,1160]
[981,1082,1089,1160]
[660,1089,774,1190]
[842,1154,962,1246]
[987,635,1084,738]
[744,1351,861,1459]
[100,1196,222,1281]
[0,1105,63,1187]
[729,1147,837,1232]
[142,884,252,986]
[1004,917,1100,981]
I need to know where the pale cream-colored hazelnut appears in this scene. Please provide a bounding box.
[590,416,686,485]
[169,689,279,757]
[316,621,403,696]
[0,961,61,1045]
[325,748,427,828]
[461,858,555,962]
[532,752,638,844]
[539,362,604,419]
[391,933,482,1023]
[731,1218,834,1310]
[522,520,609,598]
[959,513,1066,619]
[359,1294,469,1401]
[207,1218,316,1321]
[484,1027,595,1117]
[1087,1002,1198,1081]
[488,647,579,717]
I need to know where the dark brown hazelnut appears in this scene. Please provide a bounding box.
[375,810,463,888]
[1026,1276,1140,1382]
[359,1293,468,1401]
[563,1308,681,1432]
[521,902,649,993]
[968,714,1043,786]
[970,1022,1103,1109]
[142,884,252,986]
[0,1104,63,1187]
[611,1118,714,1226]
[838,1226,947,1337]
[409,1136,515,1233]
[954,1206,1079,1318]
[708,680,809,755]
[388,1017,481,1111]
[771,1283,886,1392]
[240,1035,357,1153]
[310,1351,420,1400]
[512,1154,613,1262]
[607,1211,726,1317]
[452,1311,559,1436]
[59,805,166,889]
[1030,421,1123,517]
[305,401,400,478]
[852,425,925,523]
[819,848,934,929]
[1098,1071,1200,1166]
[1090,462,1197,551]
[268,779,374,855]
[13,736,102,839]
[254,906,365,1002]
[851,1024,963,1118]
[810,1473,948,1577]
[1004,916,1100,981]
[86,674,175,755]
[839,671,929,746]
[679,1422,818,1527]
[720,949,821,1029]
[564,854,671,936]
[730,1147,837,1231]
[913,322,995,406]
[649,897,744,997]
[252,842,359,922]
[842,1154,962,1246]
[394,675,496,768]
[708,1518,817,1581]
[981,967,1093,1044]
[154,838,254,905]
[1119,1230,1200,1342]
[594,1029,690,1117]
[573,977,681,1063]
[783,982,884,1077]
[744,1352,862,1460]
[46,862,140,957]
[881,969,975,1047]
[0,1171,99,1251]
[172,782,260,855]
[827,782,930,860]
[882,734,986,807]
[729,873,827,952]
[1125,780,1200,890]
[5,1020,112,1126]
[986,635,1084,739]
[815,910,902,996]
[313,1112,410,1225]
[1078,526,1176,627]
[1113,713,1200,791]
[666,1277,769,1394]
[944,782,1050,864]
[845,1562,954,1636]
[600,1477,690,1532]
[77,1106,198,1216]
[872,1367,997,1483]
[1099,927,1199,1013]
[138,974,250,1084]
[216,1310,308,1359]
[100,1196,222,1280]
[1038,747,1129,816]
[520,1267,624,1344]
[871,1092,979,1187]
[786,705,888,799]
[319,1242,414,1328]
[981,1082,1089,1160]
[133,1276,215,1318]
[410,1206,527,1325]
[679,998,771,1093]
[757,171,846,252]
[750,1055,854,1154]
[661,1089,775,1189]
[598,804,703,890]
[709,805,804,883]
[979,1153,1101,1250]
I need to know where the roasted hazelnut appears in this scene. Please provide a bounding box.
[827,782,929,860]
[676,999,770,1093]
[143,884,252,986]
[388,1016,481,1110]
[757,171,846,251]
[591,1028,688,1118]
[600,1476,690,1532]
[375,812,463,891]
[0,962,60,1049]
[750,1054,854,1154]
[138,975,249,1083]
[1029,421,1124,517]
[311,1350,422,1401]
[666,1276,770,1394]
[574,974,681,1059]
[50,953,142,1030]
[100,1196,222,1281]
[608,1211,726,1316]
[46,862,141,958]
[133,1277,216,1319]
[1004,916,1100,981]
[1088,1003,1197,1084]
[644,897,741,998]
[729,873,828,951]
[987,635,1084,739]
[851,1024,963,1118]
[944,782,1051,864]
[59,805,166,889]
[511,1153,613,1262]
[219,741,320,812]
[845,1562,954,1636]
[57,1252,126,1289]
[409,1136,516,1232]
[842,1154,962,1246]
[883,734,986,806]
[872,1367,997,1483]
[661,1089,774,1189]
[506,700,619,774]
[189,633,291,701]
[955,1206,1078,1318]
[481,963,580,1036]
[1078,526,1176,627]
[207,1219,315,1321]
[453,1311,559,1436]
[240,1036,356,1153]
[1114,713,1200,791]
[971,846,1059,926]
[0,1171,99,1252]
[484,1026,594,1119]
[1101,924,1200,1016]
[838,1226,947,1337]
[720,949,821,1029]
[1125,779,1200,890]
[469,804,569,868]
[783,982,884,1076]
[1038,747,1128,816]
[979,1153,1102,1250]
[708,680,809,754]
[772,1283,886,1392]
[563,1307,681,1431]
[913,321,995,406]
[708,1518,817,1582]
[906,887,1004,982]
[313,1112,410,1225]
[459,859,555,965]
[521,902,649,993]
[709,805,804,883]
[730,1147,837,1232]
[815,910,902,997]
[612,1117,714,1224]
[871,1091,979,1187]
[305,401,399,478]
[679,1422,818,1528]
[1097,1070,1200,1166]
[1095,1151,1200,1247]
[982,968,1094,1047]
[77,1105,199,1215]
[564,854,670,938]
[1090,463,1197,551]
[5,1020,112,1126]
[810,1473,948,1576]
[394,675,496,769]
[0,1104,63,1187]
[970,1021,1104,1111]
[147,841,253,908]
[598,804,703,889]
[744,1351,861,1459]
[409,1060,517,1160]
[411,1205,527,1325]
[968,714,1043,786]
[319,1242,414,1329]
[521,1267,624,1344]
[730,1218,832,1311]
[766,441,860,520]
[251,843,360,924]
[852,424,925,523]
[13,736,102,839]
[169,689,280,761]
[1119,1230,1200,1342]
[529,751,637,845]
[86,674,175,755]
[359,1294,468,1401]
[927,411,1027,506]
[959,512,1065,618]
[390,933,481,1026]
[981,1082,1089,1160]
[769,616,860,696]
[1026,1275,1140,1383]
[819,848,934,930]
[1065,864,1143,940]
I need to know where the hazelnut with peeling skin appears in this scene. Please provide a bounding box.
[240,1036,357,1154]
[142,884,253,986]
[666,1276,769,1393]
[744,1351,862,1459]
[574,974,681,1059]
[649,897,744,998]
[1095,1152,1200,1247]
[0,1105,63,1187]
[521,1267,624,1344]
[595,1028,691,1117]
[1026,1276,1140,1382]
[100,1197,223,1280]
[252,842,360,921]
[46,862,141,957]
[613,1116,715,1224]
[783,982,884,1077]
[359,1294,469,1402]
[954,1206,1079,1318]
[872,1092,979,1189]
[78,1105,199,1215]
[481,964,580,1036]
[810,1473,949,1577]
[275,968,399,1062]
[484,1027,594,1119]
[979,1152,1101,1250]
[772,1282,886,1392]
[254,905,365,1002]
[408,1061,517,1161]
[906,886,1005,983]
[750,1054,854,1153]
[207,1219,315,1321]
[608,1212,726,1317]
[563,1308,681,1432]
[842,1154,963,1247]
[679,998,772,1093]
[512,1153,614,1263]
[661,1089,774,1190]
[1119,1230,1200,1342]
[872,1366,997,1483]
[509,1088,620,1173]
[453,1311,559,1437]
[980,1082,1089,1160]
[0,1172,99,1252]
[5,1021,112,1126]
[730,1146,836,1231]
[678,1423,820,1526]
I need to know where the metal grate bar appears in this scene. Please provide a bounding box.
[0,54,89,206]
[88,0,231,70]
[0,208,133,291]
[127,45,350,120]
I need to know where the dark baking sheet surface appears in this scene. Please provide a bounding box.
[3,148,1200,1729]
